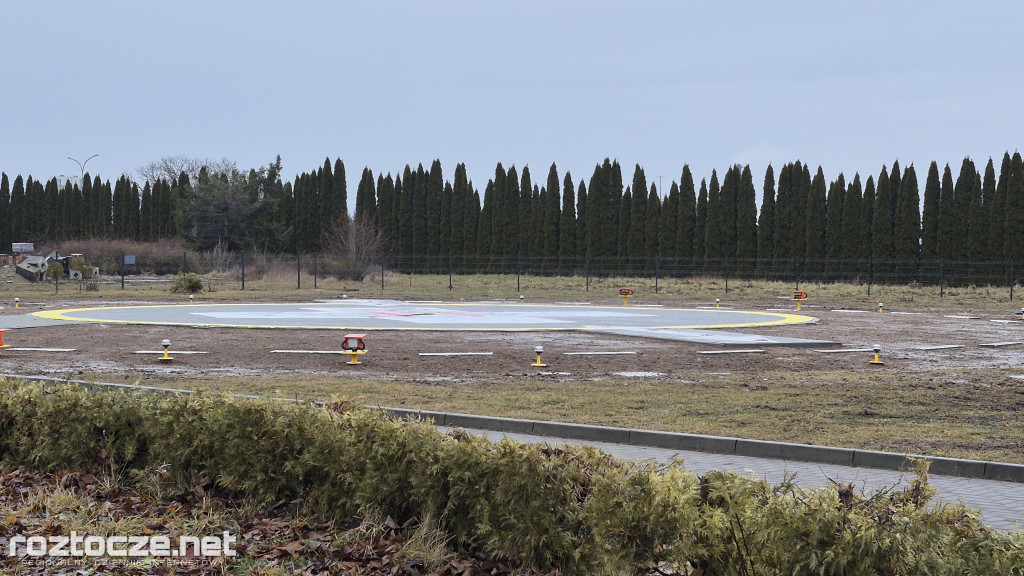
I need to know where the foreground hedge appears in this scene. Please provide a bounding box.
[0,381,1021,575]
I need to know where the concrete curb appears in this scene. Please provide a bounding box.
[383,408,1024,484]
[5,374,1023,484]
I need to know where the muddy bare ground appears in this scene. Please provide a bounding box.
[2,298,1024,383]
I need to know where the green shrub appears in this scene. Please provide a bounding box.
[172,272,204,293]
[0,379,1021,574]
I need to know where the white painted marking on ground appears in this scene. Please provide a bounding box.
[405,300,443,303]
[979,342,1024,348]
[418,352,493,356]
[562,351,637,356]
[698,349,766,355]
[814,348,874,353]
[553,302,590,305]
[613,371,664,377]
[991,319,1018,324]
[764,309,795,312]
[133,350,208,354]
[889,311,923,315]
[539,371,572,376]
[634,304,665,307]
[8,347,77,352]
[696,306,733,309]
[832,309,868,313]
[945,315,981,319]
[270,350,342,354]
[914,344,965,351]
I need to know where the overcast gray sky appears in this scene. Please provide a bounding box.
[3,1,1021,206]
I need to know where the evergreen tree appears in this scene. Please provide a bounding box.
[318,159,334,234]
[426,160,443,262]
[990,153,1012,262]
[476,180,493,259]
[694,179,708,260]
[805,166,827,260]
[377,173,395,247]
[645,184,661,268]
[559,171,576,266]
[952,158,977,262]
[354,167,377,225]
[543,163,561,258]
[936,164,956,260]
[0,173,8,251]
[413,164,429,256]
[1004,152,1024,262]
[894,165,921,263]
[465,184,480,262]
[440,181,453,261]
[824,174,846,264]
[451,165,469,263]
[627,165,647,268]
[399,167,415,255]
[575,180,587,259]
[888,160,902,227]
[794,163,811,258]
[859,176,875,259]
[840,174,863,266]
[920,162,941,260]
[519,166,533,256]
[659,180,678,259]
[718,166,739,259]
[677,166,696,259]
[980,158,998,259]
[10,176,26,243]
[736,165,757,261]
[139,182,153,241]
[704,171,722,258]
[333,159,349,230]
[871,167,893,260]
[618,186,632,262]
[772,164,791,259]
[968,170,985,259]
[756,164,775,261]
[503,165,520,257]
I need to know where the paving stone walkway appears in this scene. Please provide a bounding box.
[445,427,1024,533]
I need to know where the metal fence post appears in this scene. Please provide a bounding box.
[516,253,521,292]
[585,256,590,292]
[313,253,318,289]
[1011,260,1015,302]
[724,256,730,294]
[381,254,385,291]
[795,259,801,292]
[867,257,873,297]
[448,252,453,291]
[241,251,245,290]
[182,252,187,275]
[654,253,660,294]
[120,251,125,290]
[296,253,301,289]
[939,258,944,298]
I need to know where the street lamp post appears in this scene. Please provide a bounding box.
[67,154,99,186]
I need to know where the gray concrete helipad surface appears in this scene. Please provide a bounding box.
[34,299,819,336]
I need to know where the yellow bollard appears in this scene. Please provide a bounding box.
[619,287,633,306]
[341,350,366,365]
[14,298,19,309]
[189,294,194,305]
[158,339,173,363]
[868,344,884,365]
[532,345,547,367]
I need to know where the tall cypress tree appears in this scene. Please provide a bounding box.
[0,173,9,251]
[1004,152,1024,262]
[412,163,429,256]
[476,180,493,259]
[440,181,453,261]
[980,158,998,259]
[772,164,791,259]
[618,186,632,261]
[990,153,1011,262]
[354,167,377,225]
[718,166,739,259]
[659,180,679,259]
[894,165,921,263]
[450,165,469,263]
[840,174,863,266]
[920,162,941,260]
[10,176,26,243]
[518,166,533,256]
[139,182,153,241]
[968,170,986,259]
[677,166,696,259]
[398,167,414,255]
[333,159,349,229]
[694,178,708,260]
[756,164,775,261]
[426,160,443,263]
[377,173,395,246]
[936,164,956,260]
[736,165,758,261]
[859,176,875,259]
[704,171,722,258]
[543,164,561,258]
[805,166,827,260]
[575,180,587,259]
[951,158,977,262]
[627,165,647,268]
[871,167,893,260]
[824,174,846,264]
[559,171,576,266]
[645,184,661,268]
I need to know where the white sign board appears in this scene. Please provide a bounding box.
[12,243,34,253]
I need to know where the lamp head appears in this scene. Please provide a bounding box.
[872,344,881,353]
[161,339,171,350]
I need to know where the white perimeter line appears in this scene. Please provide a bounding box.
[814,348,874,353]
[271,350,342,354]
[698,349,766,355]
[419,352,493,356]
[979,342,1024,347]
[563,351,637,356]
[133,350,209,354]
[914,344,965,350]
[8,348,77,352]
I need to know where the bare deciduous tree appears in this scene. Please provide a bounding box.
[322,214,385,281]
[136,155,238,184]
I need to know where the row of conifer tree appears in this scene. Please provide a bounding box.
[1,151,1022,267]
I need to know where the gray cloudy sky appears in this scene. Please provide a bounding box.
[2,1,1021,205]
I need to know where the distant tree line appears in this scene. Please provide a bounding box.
[2,152,1023,273]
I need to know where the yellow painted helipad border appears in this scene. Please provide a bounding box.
[33,301,816,331]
